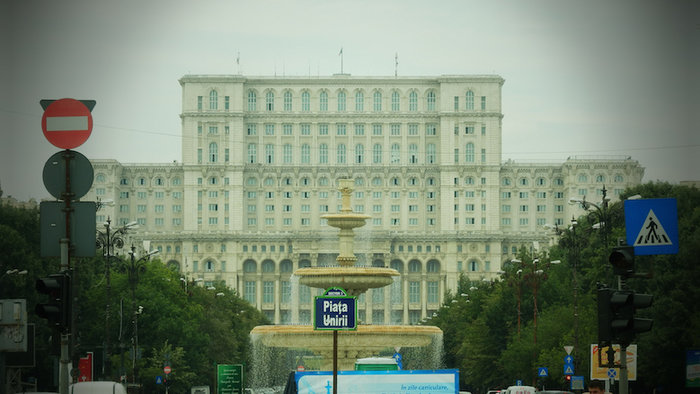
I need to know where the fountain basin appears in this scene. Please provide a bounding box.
[295,267,399,296]
[321,213,371,229]
[250,324,443,370]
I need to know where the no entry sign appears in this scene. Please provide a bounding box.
[41,98,95,149]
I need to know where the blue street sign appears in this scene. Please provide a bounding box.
[607,368,617,379]
[571,376,584,390]
[624,198,678,255]
[392,352,403,370]
[538,367,549,377]
[563,363,574,375]
[564,355,573,364]
[314,287,357,330]
[156,376,163,385]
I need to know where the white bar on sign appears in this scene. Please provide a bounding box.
[46,116,88,131]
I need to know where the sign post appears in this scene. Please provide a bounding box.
[314,287,357,394]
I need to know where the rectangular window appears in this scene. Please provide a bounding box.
[336,124,346,135]
[244,281,256,304]
[301,124,311,135]
[428,281,439,303]
[372,124,382,136]
[391,124,400,136]
[409,281,420,303]
[354,124,364,135]
[263,281,274,304]
[319,124,329,135]
[408,124,418,135]
[283,124,292,135]
[265,124,274,136]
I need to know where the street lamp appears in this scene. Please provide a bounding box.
[1,269,28,280]
[124,244,158,385]
[569,185,611,246]
[95,217,137,380]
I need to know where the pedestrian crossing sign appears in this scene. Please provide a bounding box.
[624,198,678,255]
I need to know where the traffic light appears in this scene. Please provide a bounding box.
[609,245,635,277]
[36,272,71,331]
[597,286,653,347]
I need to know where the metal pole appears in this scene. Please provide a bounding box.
[104,219,112,380]
[59,239,70,394]
[333,330,338,394]
[619,276,628,394]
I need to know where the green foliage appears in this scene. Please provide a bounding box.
[0,202,269,392]
[432,182,700,392]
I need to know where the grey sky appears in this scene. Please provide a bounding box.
[1,0,697,201]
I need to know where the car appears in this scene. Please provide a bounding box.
[69,381,127,394]
[502,386,537,394]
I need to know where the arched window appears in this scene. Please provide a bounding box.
[596,175,606,183]
[355,144,364,164]
[466,90,474,110]
[209,142,218,163]
[373,144,382,164]
[355,91,364,112]
[243,260,257,273]
[614,174,624,183]
[246,177,258,186]
[426,144,436,164]
[301,144,311,163]
[466,143,475,163]
[520,178,529,186]
[262,260,275,273]
[301,91,310,112]
[409,144,418,164]
[465,176,475,185]
[426,91,436,111]
[319,144,328,164]
[319,91,328,111]
[265,91,274,111]
[427,260,440,273]
[408,260,422,273]
[390,260,404,273]
[468,260,479,272]
[409,91,418,111]
[391,143,400,164]
[280,260,293,272]
[578,174,588,182]
[337,91,346,111]
[319,177,329,186]
[373,91,382,112]
[391,90,400,111]
[264,177,275,186]
[247,90,256,111]
[336,143,346,164]
[283,91,292,111]
[209,90,218,110]
[206,260,215,272]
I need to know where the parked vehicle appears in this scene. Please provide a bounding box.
[69,381,127,394]
[502,386,537,394]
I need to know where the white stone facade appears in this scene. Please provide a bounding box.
[87,74,644,325]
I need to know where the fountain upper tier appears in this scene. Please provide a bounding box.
[296,266,398,296]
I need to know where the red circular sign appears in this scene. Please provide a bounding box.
[164,366,171,374]
[297,365,305,372]
[41,98,93,149]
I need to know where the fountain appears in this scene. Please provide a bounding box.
[250,178,443,384]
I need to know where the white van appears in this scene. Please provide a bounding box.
[69,381,127,394]
[503,386,537,394]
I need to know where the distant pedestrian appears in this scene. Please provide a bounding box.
[588,379,605,394]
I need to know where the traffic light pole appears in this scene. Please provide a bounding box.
[59,238,70,394]
[618,277,628,394]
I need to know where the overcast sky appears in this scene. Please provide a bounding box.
[1,0,697,201]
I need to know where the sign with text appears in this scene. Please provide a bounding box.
[296,369,459,394]
[217,364,243,394]
[314,287,357,331]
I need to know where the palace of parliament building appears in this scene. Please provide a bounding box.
[87,74,644,325]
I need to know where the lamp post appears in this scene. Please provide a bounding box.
[95,217,136,380]
[124,244,158,385]
[569,185,611,246]
[1,269,28,281]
